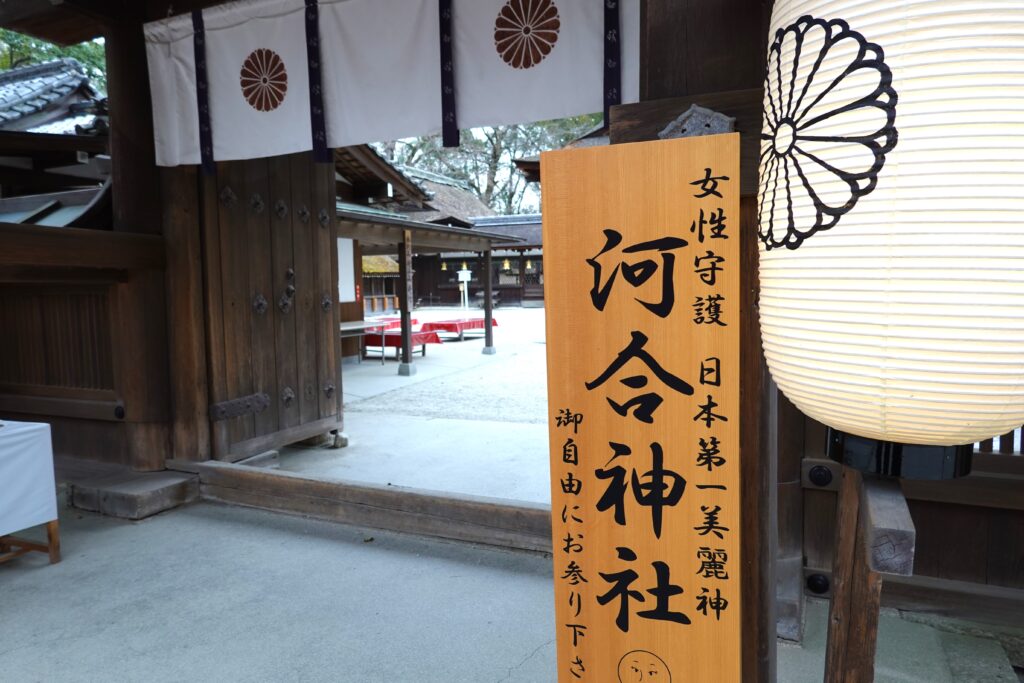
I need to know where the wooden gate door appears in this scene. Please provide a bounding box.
[202,152,341,461]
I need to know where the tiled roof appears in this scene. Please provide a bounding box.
[0,59,96,129]
[395,165,496,226]
[472,214,542,247]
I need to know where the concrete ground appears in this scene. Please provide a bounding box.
[1,502,556,683]
[3,305,1018,681]
[2,501,1017,682]
[280,307,551,503]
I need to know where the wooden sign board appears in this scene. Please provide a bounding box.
[542,133,742,682]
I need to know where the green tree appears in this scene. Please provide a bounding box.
[0,29,106,93]
[376,114,601,215]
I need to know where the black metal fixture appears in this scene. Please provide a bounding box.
[826,428,972,481]
[807,465,833,488]
[806,574,830,595]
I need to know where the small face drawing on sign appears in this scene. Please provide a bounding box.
[618,650,671,682]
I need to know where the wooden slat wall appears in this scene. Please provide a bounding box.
[0,247,170,469]
[0,286,114,391]
[911,501,1024,589]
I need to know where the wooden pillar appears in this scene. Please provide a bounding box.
[741,197,775,682]
[110,268,171,471]
[482,249,496,354]
[623,3,776,680]
[105,14,161,234]
[397,230,415,376]
[775,384,806,641]
[519,251,526,302]
[825,469,916,683]
[101,13,171,470]
[162,166,210,461]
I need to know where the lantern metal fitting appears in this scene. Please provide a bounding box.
[826,428,972,481]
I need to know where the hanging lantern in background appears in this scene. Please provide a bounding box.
[502,258,512,270]
[441,261,448,271]
[525,259,534,271]
[758,1,1024,475]
[461,261,468,271]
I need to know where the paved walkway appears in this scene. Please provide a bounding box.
[3,306,1017,681]
[281,307,551,503]
[2,501,1016,682]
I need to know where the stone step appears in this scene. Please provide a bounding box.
[69,470,198,520]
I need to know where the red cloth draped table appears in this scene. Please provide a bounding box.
[420,317,498,340]
[341,318,422,365]
[363,330,443,360]
[369,316,418,330]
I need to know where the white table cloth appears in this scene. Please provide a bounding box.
[0,420,58,537]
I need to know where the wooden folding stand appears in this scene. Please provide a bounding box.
[0,519,61,565]
[825,468,916,683]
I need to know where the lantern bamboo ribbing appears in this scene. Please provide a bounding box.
[758,1,1024,445]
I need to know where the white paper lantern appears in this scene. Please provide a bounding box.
[758,1,1024,446]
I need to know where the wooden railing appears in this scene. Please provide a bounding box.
[977,428,1021,455]
[363,295,399,313]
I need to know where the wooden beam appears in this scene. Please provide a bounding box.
[167,459,552,552]
[337,220,507,254]
[880,574,1024,632]
[804,567,1024,632]
[0,223,164,270]
[862,477,916,576]
[0,2,104,45]
[0,131,107,155]
[0,266,128,283]
[901,473,1024,512]
[805,456,1024,512]
[0,394,121,422]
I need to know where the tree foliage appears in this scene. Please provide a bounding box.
[376,114,601,215]
[0,29,107,93]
